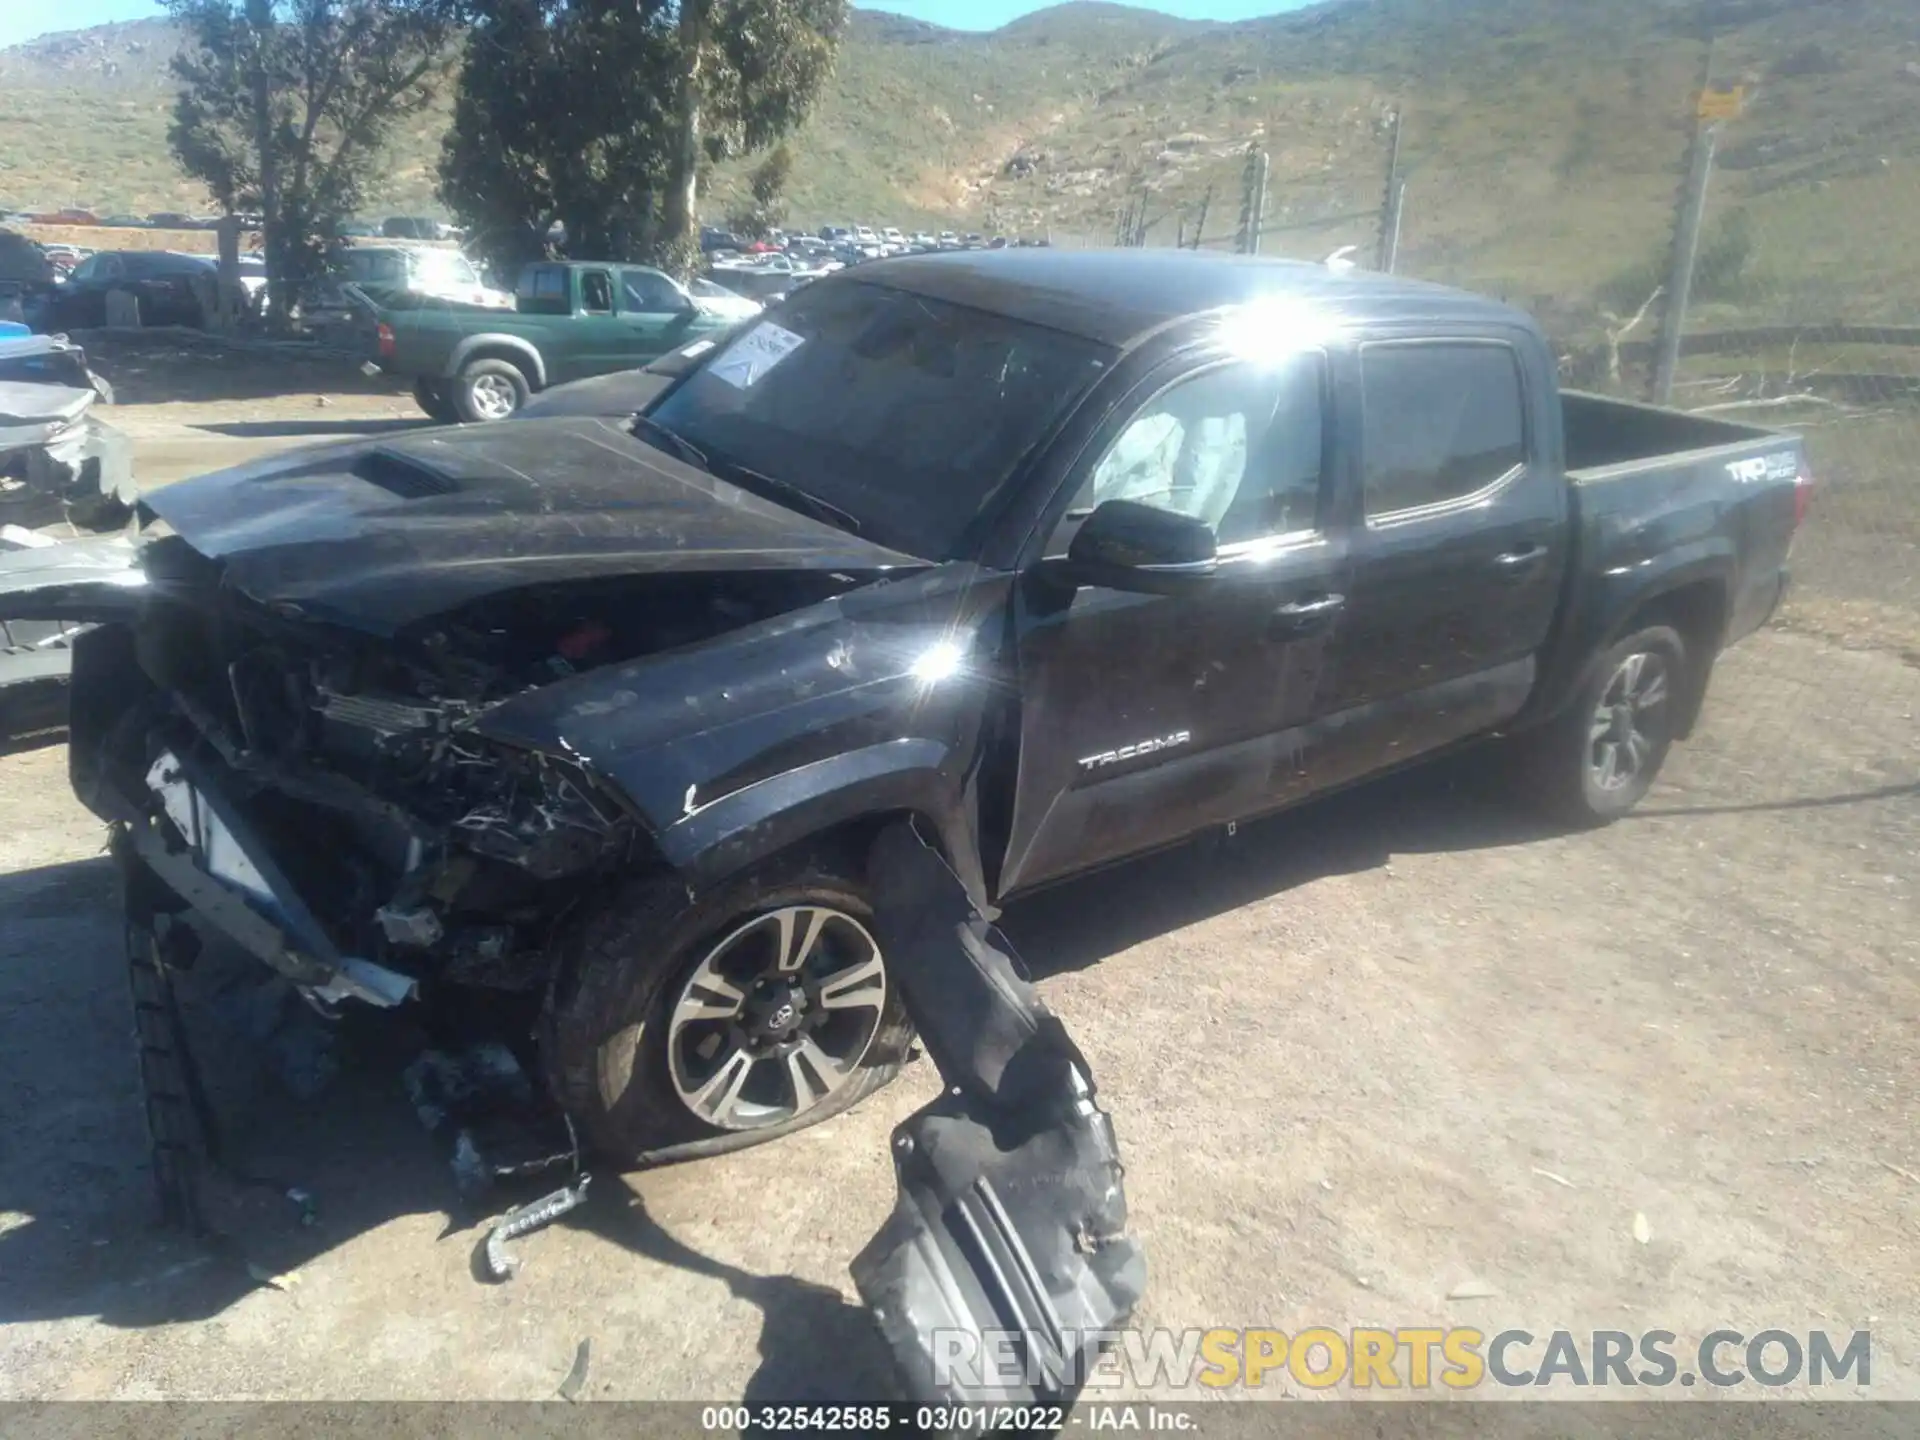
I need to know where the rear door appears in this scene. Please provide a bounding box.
[1313,333,1569,789]
[999,348,1353,895]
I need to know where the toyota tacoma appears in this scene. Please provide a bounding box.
[0,250,1809,1164]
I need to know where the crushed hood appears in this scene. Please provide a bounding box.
[136,417,916,633]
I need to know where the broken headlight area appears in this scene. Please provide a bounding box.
[85,595,661,1006]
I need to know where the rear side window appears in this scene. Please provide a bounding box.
[1361,343,1526,519]
[517,266,570,314]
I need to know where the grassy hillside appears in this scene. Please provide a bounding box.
[2,0,1917,324]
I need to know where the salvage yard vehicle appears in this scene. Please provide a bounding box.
[0,229,57,325]
[0,250,1809,1167]
[0,333,132,746]
[371,260,742,422]
[0,334,131,529]
[44,250,227,330]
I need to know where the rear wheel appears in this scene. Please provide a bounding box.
[1524,624,1686,824]
[452,358,530,422]
[412,379,460,423]
[541,860,911,1162]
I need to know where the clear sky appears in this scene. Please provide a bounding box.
[2,0,1302,51]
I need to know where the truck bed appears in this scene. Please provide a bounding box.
[1560,389,1783,477]
[1542,390,1805,724]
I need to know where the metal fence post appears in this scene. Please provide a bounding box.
[1652,43,1732,405]
[1652,122,1719,405]
[1376,106,1403,272]
[1382,178,1407,274]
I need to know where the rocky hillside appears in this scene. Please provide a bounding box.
[2,0,1916,320]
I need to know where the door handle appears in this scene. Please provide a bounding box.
[1492,544,1549,577]
[1268,593,1345,638]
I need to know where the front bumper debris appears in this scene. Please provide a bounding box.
[132,749,417,1008]
[856,822,1147,1414]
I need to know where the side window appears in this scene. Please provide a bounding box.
[516,266,569,314]
[580,269,614,314]
[1361,343,1525,519]
[622,269,682,313]
[1057,356,1326,551]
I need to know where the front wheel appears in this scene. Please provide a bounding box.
[1523,624,1687,825]
[541,861,911,1163]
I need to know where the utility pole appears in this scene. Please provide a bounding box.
[1238,148,1269,255]
[1193,186,1212,250]
[1375,105,1403,272]
[1381,177,1407,274]
[1652,43,1739,405]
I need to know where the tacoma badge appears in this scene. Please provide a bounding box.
[1077,729,1192,772]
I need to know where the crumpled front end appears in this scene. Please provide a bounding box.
[24,413,136,524]
[56,533,875,1013]
[69,581,656,1011]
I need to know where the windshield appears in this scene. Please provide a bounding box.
[415,249,479,287]
[644,278,1112,558]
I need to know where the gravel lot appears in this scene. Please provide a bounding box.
[1,346,1915,1407]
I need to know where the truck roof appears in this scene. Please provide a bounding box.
[853,248,1534,350]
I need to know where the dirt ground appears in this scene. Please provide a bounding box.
[0,336,1915,1407]
[63,331,429,489]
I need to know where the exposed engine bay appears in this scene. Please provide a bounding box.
[83,535,859,1003]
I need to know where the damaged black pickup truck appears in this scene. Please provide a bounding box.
[2,251,1809,1167]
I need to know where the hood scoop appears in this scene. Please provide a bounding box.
[354,447,463,500]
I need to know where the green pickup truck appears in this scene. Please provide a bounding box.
[370,260,756,421]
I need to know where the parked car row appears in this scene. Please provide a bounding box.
[0,209,458,239]
[0,232,271,332]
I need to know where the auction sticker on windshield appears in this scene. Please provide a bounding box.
[709,321,805,389]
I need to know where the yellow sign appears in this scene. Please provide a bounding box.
[1698,85,1745,122]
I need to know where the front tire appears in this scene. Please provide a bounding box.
[452,358,530,422]
[1525,624,1686,824]
[541,861,911,1163]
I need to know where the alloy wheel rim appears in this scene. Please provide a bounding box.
[470,373,517,418]
[1589,650,1670,791]
[666,905,888,1132]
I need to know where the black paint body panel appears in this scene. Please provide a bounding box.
[7,254,1804,911]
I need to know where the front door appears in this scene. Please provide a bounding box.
[614,268,697,371]
[999,350,1352,896]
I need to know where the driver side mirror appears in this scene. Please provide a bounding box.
[1057,499,1218,595]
